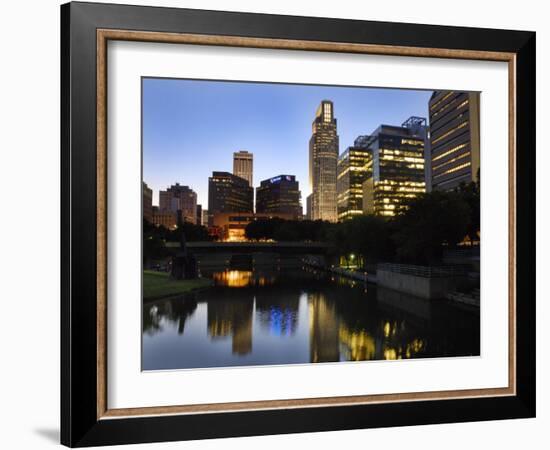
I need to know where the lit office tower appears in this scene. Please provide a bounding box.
[256,175,302,220]
[337,138,371,221]
[159,183,198,224]
[208,171,253,217]
[309,100,339,222]
[429,91,480,191]
[362,117,427,217]
[233,150,253,186]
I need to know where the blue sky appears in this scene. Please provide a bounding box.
[143,78,433,208]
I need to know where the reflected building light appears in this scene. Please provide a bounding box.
[207,299,253,355]
[383,339,426,360]
[212,270,278,288]
[339,326,376,361]
[213,270,253,288]
[383,321,399,338]
[383,347,399,360]
[383,321,391,338]
[266,307,297,337]
[308,293,340,363]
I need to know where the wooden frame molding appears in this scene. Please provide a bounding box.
[96,29,517,420]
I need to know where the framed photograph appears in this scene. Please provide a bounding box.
[61,1,535,447]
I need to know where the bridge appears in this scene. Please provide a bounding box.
[166,241,334,254]
[165,241,336,268]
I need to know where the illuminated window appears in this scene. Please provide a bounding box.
[432,142,468,162]
[431,121,468,145]
[401,139,423,146]
[433,161,471,179]
[433,152,471,172]
[430,91,454,111]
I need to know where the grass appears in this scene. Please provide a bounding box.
[143,270,212,301]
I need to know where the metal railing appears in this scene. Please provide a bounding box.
[443,247,480,258]
[377,263,469,278]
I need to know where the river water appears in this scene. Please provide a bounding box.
[142,267,479,370]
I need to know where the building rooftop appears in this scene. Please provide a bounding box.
[259,175,297,186]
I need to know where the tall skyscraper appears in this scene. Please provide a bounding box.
[362,117,428,217]
[233,150,253,186]
[337,138,372,221]
[159,183,198,224]
[208,171,253,220]
[309,100,339,222]
[256,175,302,220]
[429,91,480,191]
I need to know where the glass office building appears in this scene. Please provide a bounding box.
[362,117,427,217]
[337,140,371,221]
[256,175,302,220]
[208,171,253,224]
[429,91,480,191]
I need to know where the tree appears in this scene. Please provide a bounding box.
[348,215,394,265]
[273,221,300,241]
[175,220,211,242]
[143,218,167,263]
[391,191,471,264]
[320,215,393,268]
[322,221,352,264]
[245,218,285,240]
[456,179,480,243]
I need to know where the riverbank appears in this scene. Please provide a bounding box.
[143,270,213,301]
[329,266,378,283]
[303,259,377,283]
[303,259,478,305]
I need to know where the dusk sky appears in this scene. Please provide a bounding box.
[142,78,433,208]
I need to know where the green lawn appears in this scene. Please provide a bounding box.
[143,270,212,301]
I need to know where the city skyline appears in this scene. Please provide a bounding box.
[143,78,433,208]
[142,81,482,371]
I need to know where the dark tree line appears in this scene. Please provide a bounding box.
[391,189,473,263]
[245,180,479,265]
[245,218,328,242]
[143,219,212,263]
[142,179,479,266]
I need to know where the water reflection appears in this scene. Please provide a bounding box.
[143,295,197,336]
[339,328,376,361]
[256,292,299,337]
[212,270,277,288]
[309,292,340,363]
[142,268,479,370]
[207,299,253,355]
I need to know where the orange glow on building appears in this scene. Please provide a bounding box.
[211,212,295,242]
